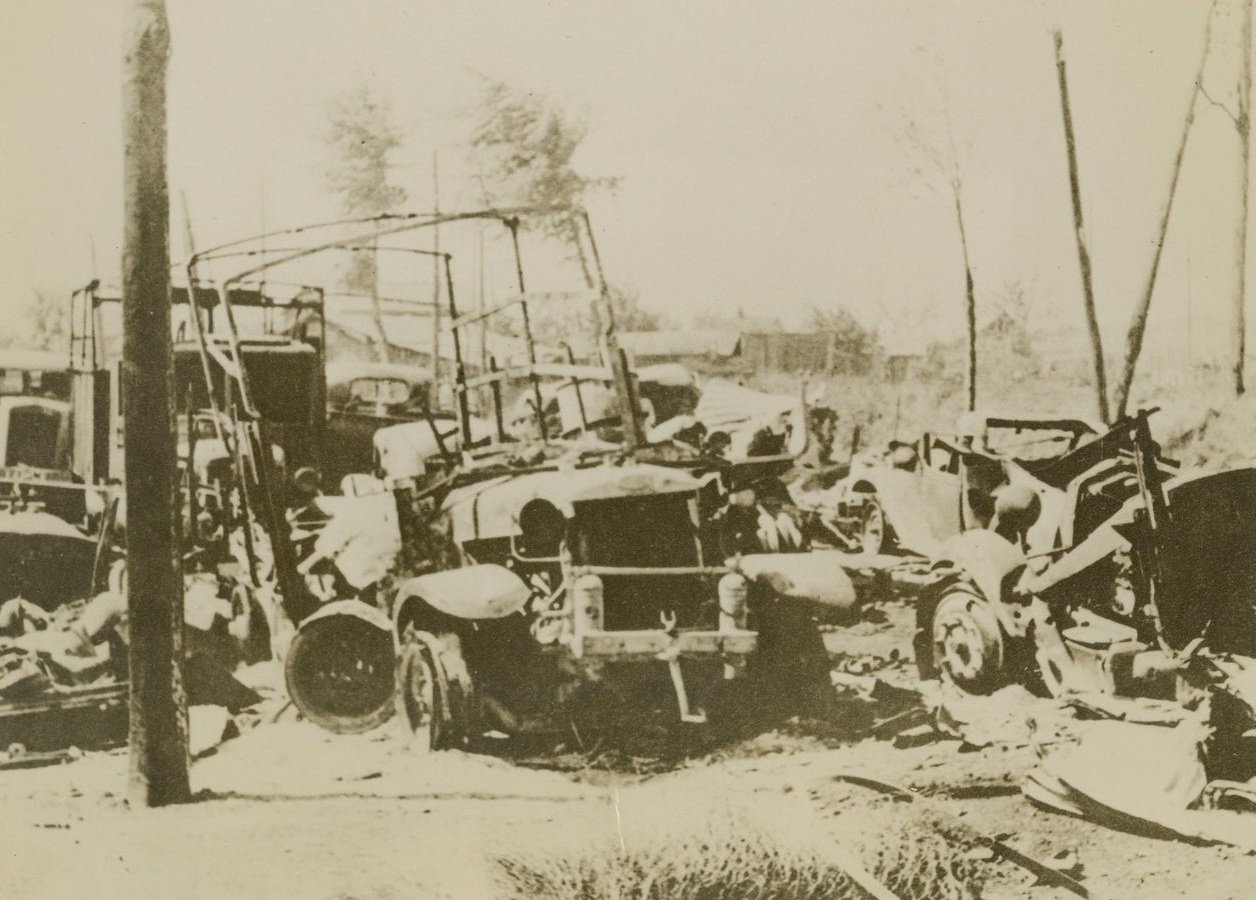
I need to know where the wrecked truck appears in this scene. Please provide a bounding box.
[286,455,859,746]
[282,206,857,746]
[916,410,1256,699]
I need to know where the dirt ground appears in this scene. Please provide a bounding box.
[1,598,1253,900]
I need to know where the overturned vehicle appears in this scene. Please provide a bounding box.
[808,413,1101,556]
[915,410,1256,701]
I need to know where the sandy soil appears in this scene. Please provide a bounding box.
[1,597,1253,900]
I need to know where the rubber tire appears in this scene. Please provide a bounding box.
[397,638,437,750]
[284,613,396,735]
[930,588,1006,695]
[396,632,474,753]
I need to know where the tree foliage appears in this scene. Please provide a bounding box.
[806,304,879,369]
[469,80,618,281]
[327,85,407,216]
[326,86,408,295]
[0,291,67,353]
[471,80,618,213]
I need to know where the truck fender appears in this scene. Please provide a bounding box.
[847,469,940,557]
[737,550,858,613]
[392,564,530,635]
[300,597,395,640]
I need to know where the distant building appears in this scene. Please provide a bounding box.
[324,297,535,374]
[618,330,748,377]
[620,328,875,377]
[880,328,927,381]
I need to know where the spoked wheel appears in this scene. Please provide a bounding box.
[931,587,1006,695]
[860,498,888,555]
[395,629,470,751]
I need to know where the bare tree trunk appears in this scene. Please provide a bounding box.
[568,216,595,289]
[954,190,977,412]
[369,237,392,363]
[1054,30,1110,424]
[122,0,189,808]
[1235,0,1252,396]
[431,151,442,382]
[1114,3,1215,419]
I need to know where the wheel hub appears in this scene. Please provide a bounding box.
[936,612,987,682]
[929,589,1005,694]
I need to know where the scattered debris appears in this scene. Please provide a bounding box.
[833,773,1092,898]
[1025,716,1256,851]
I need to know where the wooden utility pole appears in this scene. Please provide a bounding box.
[122,0,189,807]
[1114,2,1216,419]
[1054,31,1110,424]
[1234,0,1253,396]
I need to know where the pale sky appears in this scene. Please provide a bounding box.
[1,0,1251,361]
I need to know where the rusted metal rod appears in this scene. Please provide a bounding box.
[489,355,506,442]
[580,211,643,453]
[442,253,473,448]
[570,565,731,577]
[833,774,1092,898]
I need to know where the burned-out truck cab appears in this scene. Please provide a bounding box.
[0,354,73,479]
[67,278,330,634]
[70,281,326,488]
[392,462,756,735]
[915,410,1256,700]
[0,351,108,613]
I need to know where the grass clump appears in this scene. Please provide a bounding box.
[859,805,989,900]
[495,786,994,900]
[495,823,859,900]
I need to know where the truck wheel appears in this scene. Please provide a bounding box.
[285,612,395,734]
[396,629,469,751]
[931,587,1005,694]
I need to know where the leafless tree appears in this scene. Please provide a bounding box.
[898,87,979,412]
[1054,30,1110,424]
[1233,0,1253,395]
[1114,0,1218,419]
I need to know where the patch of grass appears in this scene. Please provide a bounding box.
[496,824,859,900]
[495,792,992,900]
[858,804,989,900]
